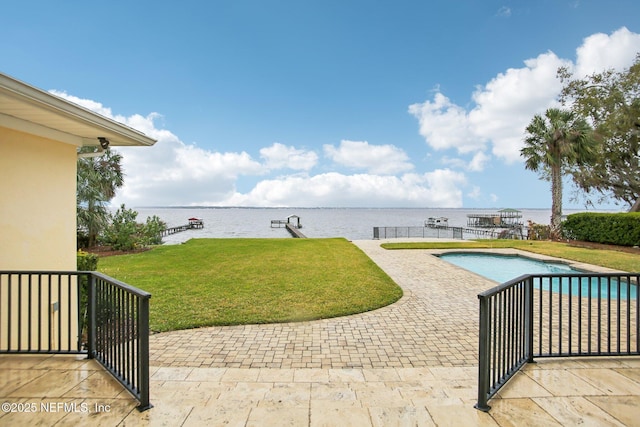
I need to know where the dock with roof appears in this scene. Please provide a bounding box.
[159,217,204,237]
[271,215,306,238]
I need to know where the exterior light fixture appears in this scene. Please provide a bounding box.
[98,137,110,149]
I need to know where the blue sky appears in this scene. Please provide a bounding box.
[3,1,640,209]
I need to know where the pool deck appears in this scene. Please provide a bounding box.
[1,239,639,426]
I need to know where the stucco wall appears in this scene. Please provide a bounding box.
[0,126,77,270]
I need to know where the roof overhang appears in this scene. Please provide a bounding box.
[0,72,156,147]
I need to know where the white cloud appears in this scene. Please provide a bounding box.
[574,27,640,77]
[49,27,639,208]
[468,152,491,172]
[496,6,511,17]
[52,91,462,207]
[52,91,267,205]
[323,140,414,174]
[469,52,568,162]
[467,186,481,200]
[466,186,499,204]
[409,27,640,165]
[115,136,265,206]
[223,170,466,208]
[49,90,116,119]
[440,156,467,170]
[408,93,482,154]
[440,151,490,172]
[260,142,318,171]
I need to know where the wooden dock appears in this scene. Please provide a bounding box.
[285,223,306,238]
[271,215,306,238]
[160,218,204,237]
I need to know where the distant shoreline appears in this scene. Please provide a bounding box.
[122,206,620,212]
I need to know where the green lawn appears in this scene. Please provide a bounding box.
[381,240,640,272]
[98,238,402,333]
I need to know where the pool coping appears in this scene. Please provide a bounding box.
[425,248,626,276]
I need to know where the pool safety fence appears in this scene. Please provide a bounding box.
[373,226,465,239]
[0,271,152,411]
[475,272,640,412]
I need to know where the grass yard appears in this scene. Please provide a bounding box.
[381,240,640,272]
[98,238,402,333]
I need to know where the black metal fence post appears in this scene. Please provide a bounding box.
[137,295,153,411]
[475,294,491,412]
[525,276,534,363]
[87,273,96,359]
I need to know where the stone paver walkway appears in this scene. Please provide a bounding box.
[149,240,495,369]
[2,240,639,426]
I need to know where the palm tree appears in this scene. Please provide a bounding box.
[77,148,124,247]
[521,108,596,239]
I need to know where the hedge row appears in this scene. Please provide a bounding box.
[562,212,640,247]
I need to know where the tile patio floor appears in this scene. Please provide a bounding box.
[1,240,639,426]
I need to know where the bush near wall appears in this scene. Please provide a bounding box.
[77,250,98,271]
[562,212,640,247]
[102,205,166,251]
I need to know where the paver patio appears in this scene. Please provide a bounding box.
[1,239,639,426]
[149,239,492,369]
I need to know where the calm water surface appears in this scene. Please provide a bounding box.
[438,252,637,299]
[131,207,584,243]
[438,252,580,283]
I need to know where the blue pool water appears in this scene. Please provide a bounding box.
[438,252,637,299]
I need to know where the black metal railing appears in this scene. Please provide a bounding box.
[0,271,152,411]
[0,272,83,353]
[476,272,639,411]
[373,226,464,239]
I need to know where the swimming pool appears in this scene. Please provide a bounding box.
[438,252,637,299]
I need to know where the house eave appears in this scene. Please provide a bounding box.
[0,72,156,147]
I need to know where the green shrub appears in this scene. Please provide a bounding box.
[77,250,98,271]
[102,205,166,251]
[77,250,98,347]
[141,215,166,246]
[526,221,551,240]
[562,212,640,246]
[103,204,140,250]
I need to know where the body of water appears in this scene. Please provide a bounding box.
[132,207,588,243]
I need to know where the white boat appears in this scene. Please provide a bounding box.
[425,217,449,228]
